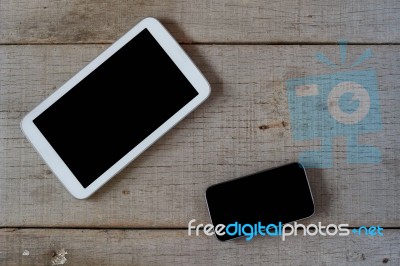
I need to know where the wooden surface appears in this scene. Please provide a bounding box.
[1,0,400,265]
[1,229,399,265]
[1,0,400,44]
[1,44,400,228]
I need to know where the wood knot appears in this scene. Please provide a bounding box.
[258,125,269,130]
[258,121,288,130]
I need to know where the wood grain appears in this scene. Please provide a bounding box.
[1,44,399,227]
[1,228,399,265]
[1,0,400,44]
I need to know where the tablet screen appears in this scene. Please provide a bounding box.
[33,29,198,188]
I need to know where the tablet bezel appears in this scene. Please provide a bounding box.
[21,17,211,199]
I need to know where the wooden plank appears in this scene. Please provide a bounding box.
[0,45,399,227]
[0,228,399,265]
[1,0,400,44]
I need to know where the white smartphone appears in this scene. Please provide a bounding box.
[21,17,210,199]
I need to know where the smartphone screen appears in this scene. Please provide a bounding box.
[205,162,314,241]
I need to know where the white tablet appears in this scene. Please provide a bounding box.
[21,17,210,199]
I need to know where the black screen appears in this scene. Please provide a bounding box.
[34,29,198,188]
[206,163,314,241]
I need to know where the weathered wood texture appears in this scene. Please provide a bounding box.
[1,0,400,44]
[1,228,399,265]
[1,45,399,227]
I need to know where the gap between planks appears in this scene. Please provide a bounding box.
[1,42,400,46]
[1,227,400,231]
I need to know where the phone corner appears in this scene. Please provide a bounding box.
[69,189,92,200]
[214,234,228,242]
[204,82,212,100]
[309,204,316,219]
[204,184,215,200]
[140,17,161,26]
[20,113,36,146]
[295,161,306,169]
[19,113,29,136]
[304,200,316,220]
